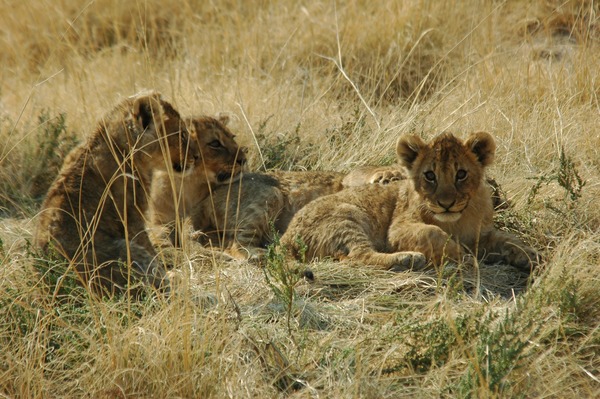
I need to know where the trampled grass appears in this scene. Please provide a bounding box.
[1,0,599,397]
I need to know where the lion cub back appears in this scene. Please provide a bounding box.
[188,165,407,259]
[282,182,403,260]
[192,170,345,252]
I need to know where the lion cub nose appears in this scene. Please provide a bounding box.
[237,147,248,166]
[437,199,456,210]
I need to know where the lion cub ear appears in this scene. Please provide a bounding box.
[216,112,230,126]
[396,134,426,170]
[131,91,167,133]
[465,131,496,167]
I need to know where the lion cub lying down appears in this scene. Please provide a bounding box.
[281,132,538,272]
[36,92,199,295]
[149,114,247,247]
[191,167,405,258]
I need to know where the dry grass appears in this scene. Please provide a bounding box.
[1,0,600,397]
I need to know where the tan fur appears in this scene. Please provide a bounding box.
[35,92,199,295]
[342,165,406,186]
[192,167,406,259]
[281,132,538,272]
[149,115,246,246]
[144,115,404,258]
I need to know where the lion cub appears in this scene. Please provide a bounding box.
[149,114,247,246]
[281,132,538,272]
[36,92,199,295]
[191,167,406,259]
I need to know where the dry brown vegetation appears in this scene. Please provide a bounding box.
[1,0,599,397]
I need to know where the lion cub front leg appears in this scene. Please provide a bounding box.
[322,217,427,272]
[388,222,465,266]
[478,230,539,271]
[344,247,427,272]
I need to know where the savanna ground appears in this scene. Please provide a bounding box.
[1,0,599,397]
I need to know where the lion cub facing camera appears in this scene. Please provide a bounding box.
[281,132,538,272]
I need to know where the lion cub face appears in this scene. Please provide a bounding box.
[186,115,247,184]
[397,132,495,223]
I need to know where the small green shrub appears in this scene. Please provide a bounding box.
[395,311,482,374]
[0,245,93,372]
[325,106,371,147]
[0,110,78,216]
[27,241,87,303]
[262,232,306,331]
[527,146,585,207]
[457,308,536,398]
[254,116,316,170]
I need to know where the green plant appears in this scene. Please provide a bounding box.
[326,106,370,146]
[0,285,38,340]
[456,308,536,398]
[527,146,585,207]
[0,247,94,372]
[27,241,87,303]
[262,229,309,337]
[254,116,316,170]
[0,110,77,216]
[393,312,481,374]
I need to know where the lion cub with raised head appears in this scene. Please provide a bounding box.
[36,92,199,295]
[281,132,538,272]
[149,114,246,246]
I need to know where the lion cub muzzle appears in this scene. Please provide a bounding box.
[431,197,468,223]
[171,131,201,175]
[216,148,247,183]
[432,211,462,223]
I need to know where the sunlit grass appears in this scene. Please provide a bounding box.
[0,0,599,397]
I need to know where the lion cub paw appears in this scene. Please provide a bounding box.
[388,251,427,272]
[503,244,540,272]
[369,169,406,185]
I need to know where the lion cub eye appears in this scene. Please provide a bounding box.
[208,140,222,149]
[456,169,467,181]
[424,171,436,182]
